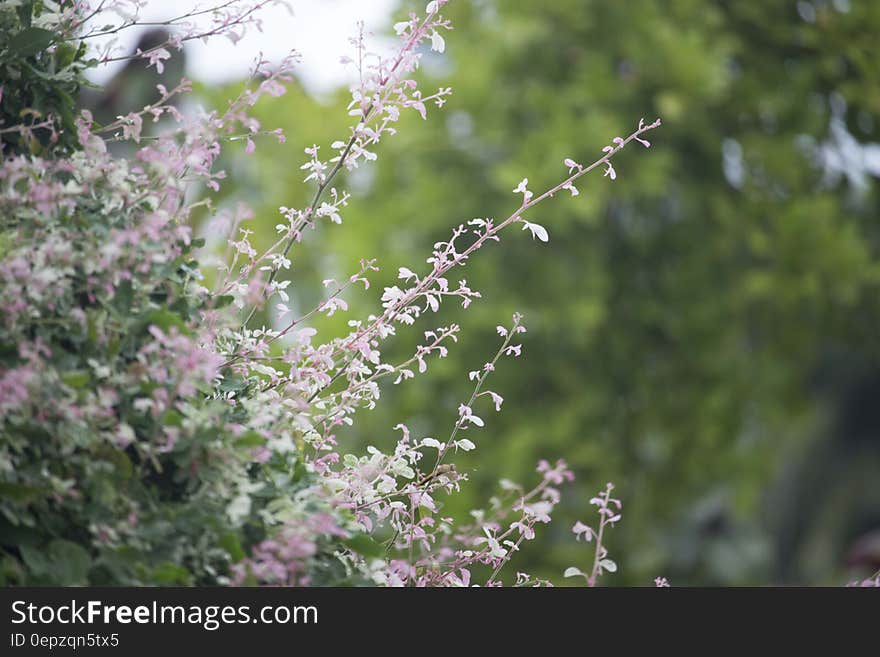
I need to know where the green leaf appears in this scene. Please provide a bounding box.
[151,562,192,585]
[290,459,309,483]
[61,370,90,389]
[96,447,133,481]
[342,533,385,559]
[234,431,266,448]
[143,309,189,334]
[218,376,247,393]
[113,279,134,313]
[214,294,235,309]
[21,540,91,585]
[8,28,55,57]
[0,482,41,504]
[0,554,25,586]
[161,410,183,427]
[219,532,245,562]
[48,540,92,584]
[55,42,77,68]
[19,544,50,576]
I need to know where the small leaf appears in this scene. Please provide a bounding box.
[47,540,91,584]
[143,309,188,333]
[161,410,183,427]
[342,533,385,559]
[152,562,192,585]
[61,370,90,389]
[8,28,55,57]
[564,566,585,578]
[219,532,246,562]
[113,279,133,313]
[521,221,549,242]
[430,32,445,53]
[234,431,266,448]
[218,376,247,393]
[0,483,40,503]
[599,558,617,573]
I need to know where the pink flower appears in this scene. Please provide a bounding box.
[143,47,171,74]
[512,519,535,540]
[513,178,533,202]
[572,521,594,541]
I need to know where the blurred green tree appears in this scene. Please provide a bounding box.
[201,0,880,584]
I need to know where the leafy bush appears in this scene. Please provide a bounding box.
[0,0,88,155]
[0,0,663,587]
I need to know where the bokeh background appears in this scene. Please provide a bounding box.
[90,0,880,585]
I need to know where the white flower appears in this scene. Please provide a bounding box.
[430,31,446,53]
[479,527,508,558]
[521,220,549,242]
[381,285,406,307]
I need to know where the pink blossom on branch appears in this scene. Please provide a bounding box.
[566,483,623,586]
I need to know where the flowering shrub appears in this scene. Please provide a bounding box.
[0,0,661,586]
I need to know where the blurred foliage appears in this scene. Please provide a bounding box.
[200,0,880,584]
[0,0,90,155]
